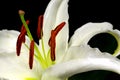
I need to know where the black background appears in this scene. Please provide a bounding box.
[0,0,120,80]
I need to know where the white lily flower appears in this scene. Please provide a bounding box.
[1,0,120,80]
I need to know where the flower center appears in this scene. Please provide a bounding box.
[16,10,66,70]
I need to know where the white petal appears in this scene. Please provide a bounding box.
[0,30,19,53]
[42,0,69,59]
[64,44,120,65]
[0,30,30,55]
[69,22,113,47]
[0,30,40,80]
[42,45,120,80]
[63,45,109,61]
[0,52,40,80]
[44,57,120,79]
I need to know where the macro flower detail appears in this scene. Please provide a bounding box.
[1,0,120,80]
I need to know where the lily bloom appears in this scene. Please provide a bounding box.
[1,0,120,80]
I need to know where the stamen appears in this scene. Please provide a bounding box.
[37,15,43,39]
[29,40,34,69]
[16,33,25,56]
[49,22,66,61]
[49,30,56,61]
[16,20,29,56]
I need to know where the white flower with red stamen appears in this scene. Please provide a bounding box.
[1,0,120,80]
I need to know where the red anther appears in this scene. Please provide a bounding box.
[53,22,66,35]
[16,20,29,56]
[20,20,29,42]
[50,30,56,61]
[16,28,26,56]
[29,40,34,69]
[20,26,26,43]
[49,22,66,61]
[37,15,43,39]
[16,34,23,56]
[21,20,29,32]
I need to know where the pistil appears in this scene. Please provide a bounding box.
[19,10,33,40]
